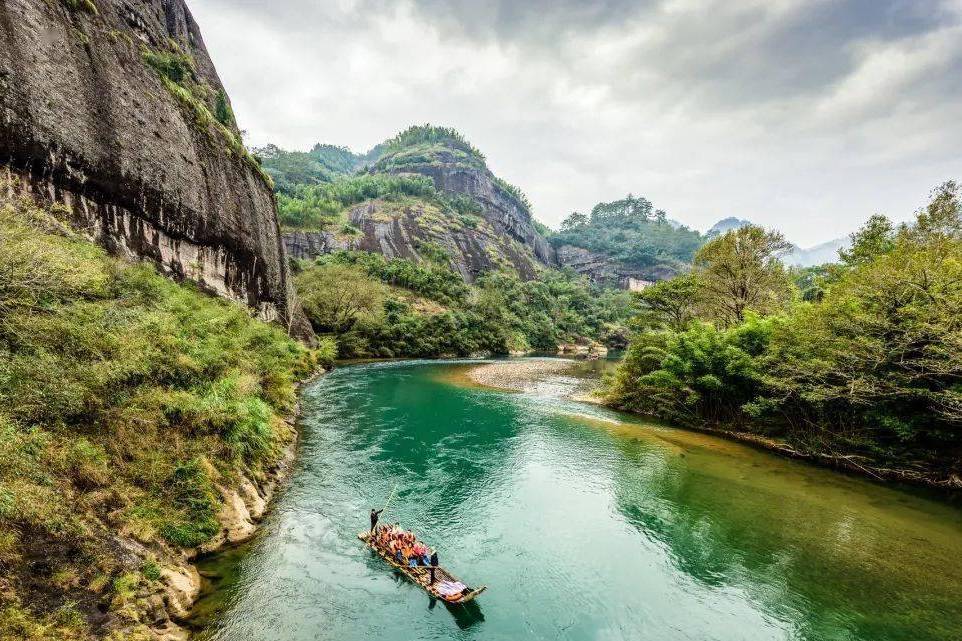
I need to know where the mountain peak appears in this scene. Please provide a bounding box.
[707,217,754,237]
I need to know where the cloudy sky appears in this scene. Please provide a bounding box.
[190,0,962,246]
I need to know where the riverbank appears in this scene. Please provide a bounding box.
[0,194,329,641]
[153,367,329,640]
[461,358,961,493]
[455,357,613,404]
[654,420,962,492]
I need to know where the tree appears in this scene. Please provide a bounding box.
[606,316,774,425]
[909,180,961,242]
[760,231,962,444]
[634,275,699,331]
[295,263,385,334]
[792,264,840,302]
[214,90,235,128]
[589,194,657,227]
[551,193,704,275]
[560,211,588,231]
[693,225,794,327]
[839,214,896,266]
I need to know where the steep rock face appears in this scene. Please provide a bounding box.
[285,199,544,281]
[285,229,355,261]
[395,157,555,265]
[555,244,669,290]
[320,149,557,279]
[0,0,310,336]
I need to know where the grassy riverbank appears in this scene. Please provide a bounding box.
[0,185,324,639]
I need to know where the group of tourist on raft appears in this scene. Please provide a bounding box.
[370,508,440,584]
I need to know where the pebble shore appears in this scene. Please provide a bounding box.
[464,358,583,393]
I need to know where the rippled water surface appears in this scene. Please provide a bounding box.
[192,360,962,641]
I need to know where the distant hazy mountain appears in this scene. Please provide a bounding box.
[707,217,753,237]
[782,238,849,267]
[706,217,848,267]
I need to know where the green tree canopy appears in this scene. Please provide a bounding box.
[839,214,896,266]
[634,274,699,331]
[693,225,794,327]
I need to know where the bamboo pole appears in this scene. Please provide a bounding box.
[380,481,398,514]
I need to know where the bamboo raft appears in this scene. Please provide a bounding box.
[358,531,487,604]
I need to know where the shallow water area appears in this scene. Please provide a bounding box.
[191,360,962,641]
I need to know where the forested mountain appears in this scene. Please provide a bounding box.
[264,125,552,281]
[550,195,706,286]
[259,126,636,358]
[255,143,372,194]
[707,217,753,237]
[707,217,850,267]
[782,237,850,267]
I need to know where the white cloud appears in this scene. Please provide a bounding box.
[189,0,962,245]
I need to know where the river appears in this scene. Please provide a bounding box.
[190,360,962,641]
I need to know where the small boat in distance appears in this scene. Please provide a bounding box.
[358,531,487,604]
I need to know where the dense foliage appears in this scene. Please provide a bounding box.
[266,124,535,220]
[0,185,327,639]
[378,124,487,164]
[276,173,437,230]
[256,143,376,196]
[262,123,538,231]
[553,194,705,276]
[693,225,794,326]
[606,183,962,478]
[294,251,635,359]
[274,125,642,358]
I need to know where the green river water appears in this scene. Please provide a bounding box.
[190,360,962,641]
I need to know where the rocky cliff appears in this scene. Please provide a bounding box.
[286,196,547,281]
[0,0,310,336]
[278,131,557,282]
[379,150,555,266]
[555,244,677,290]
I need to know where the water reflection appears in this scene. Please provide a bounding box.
[602,423,962,641]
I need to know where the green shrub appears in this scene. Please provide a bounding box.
[112,572,141,599]
[314,336,338,369]
[141,560,162,582]
[62,0,98,15]
[277,173,437,230]
[142,47,196,85]
[214,89,235,128]
[379,124,486,163]
[159,459,220,547]
[295,252,636,359]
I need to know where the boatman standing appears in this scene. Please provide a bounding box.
[429,549,439,585]
[370,508,384,533]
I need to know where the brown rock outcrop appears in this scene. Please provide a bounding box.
[0,0,311,337]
